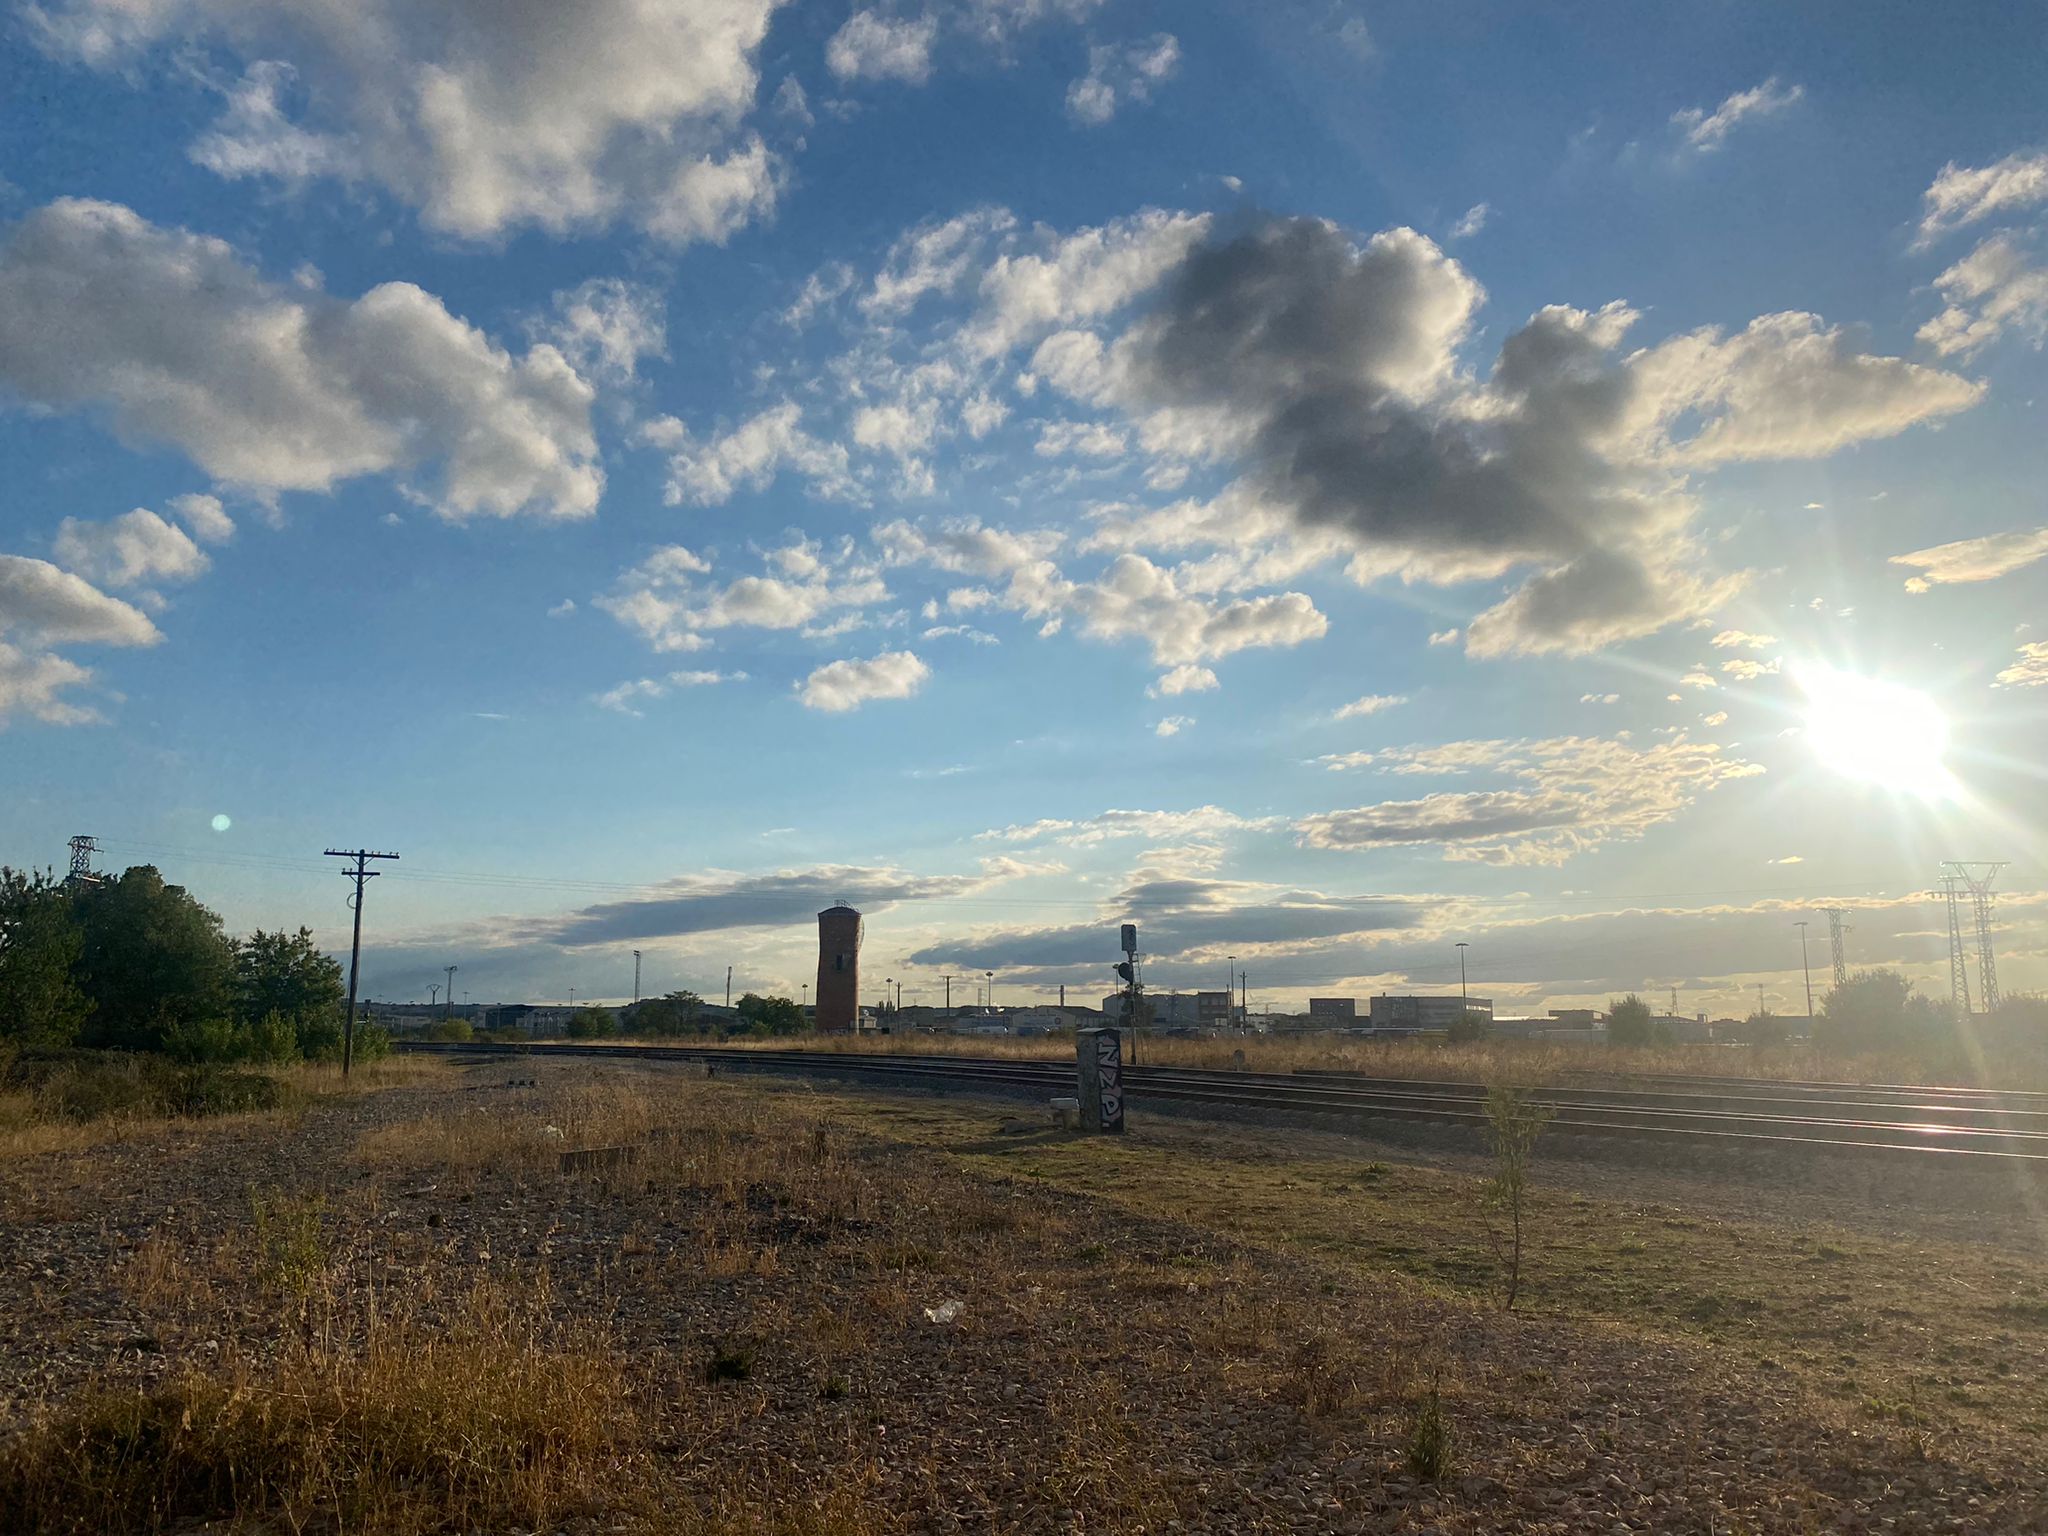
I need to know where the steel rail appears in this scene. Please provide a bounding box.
[396,1040,2048,1164]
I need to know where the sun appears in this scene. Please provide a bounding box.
[1795,664,1954,798]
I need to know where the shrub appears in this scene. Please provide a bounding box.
[566,1007,617,1041]
[1483,1083,1553,1310]
[425,1017,474,1044]
[1406,1388,1453,1482]
[1605,994,1667,1047]
[1447,1010,1490,1043]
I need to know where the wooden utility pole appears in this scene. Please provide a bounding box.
[324,849,399,1077]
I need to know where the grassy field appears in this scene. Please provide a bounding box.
[2,1058,2042,1533]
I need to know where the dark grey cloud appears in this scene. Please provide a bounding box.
[1101,216,1979,656]
[907,875,1423,979]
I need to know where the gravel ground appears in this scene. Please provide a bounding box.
[1,1058,2042,1534]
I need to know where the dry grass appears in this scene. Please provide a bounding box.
[592,1029,2045,1090]
[0,1279,640,1536]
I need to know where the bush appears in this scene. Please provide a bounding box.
[424,1018,474,1044]
[2,1051,283,1123]
[1606,994,1667,1047]
[565,1007,617,1041]
[1447,1010,1490,1043]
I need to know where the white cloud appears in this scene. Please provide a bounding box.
[1709,628,1777,649]
[962,208,1210,360]
[1449,203,1489,240]
[921,624,998,644]
[52,508,208,591]
[1154,714,1193,737]
[1295,734,1761,865]
[1702,709,1728,726]
[1580,692,1620,704]
[1333,693,1407,720]
[1672,78,1803,150]
[1065,33,1179,126]
[548,599,577,618]
[1149,664,1217,697]
[1918,233,2048,357]
[978,805,1278,846]
[1721,657,1781,680]
[1678,668,1718,690]
[0,553,162,726]
[798,649,931,712]
[828,11,939,83]
[1890,525,2048,588]
[639,402,858,506]
[0,200,602,519]
[34,0,785,244]
[168,492,233,543]
[592,668,746,716]
[1035,420,1127,458]
[1428,628,1461,647]
[600,539,886,654]
[784,262,854,328]
[534,278,667,385]
[1919,149,2048,242]
[1996,642,2048,688]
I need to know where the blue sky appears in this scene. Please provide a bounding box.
[3,0,2046,1017]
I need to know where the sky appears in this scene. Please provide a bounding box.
[2,0,2046,1019]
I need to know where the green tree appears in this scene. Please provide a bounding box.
[735,992,805,1035]
[232,927,346,1058]
[0,867,89,1049]
[567,1006,618,1040]
[1814,968,1945,1052]
[626,989,702,1038]
[1605,993,1666,1047]
[1447,1010,1490,1044]
[73,867,234,1052]
[1734,1008,1790,1047]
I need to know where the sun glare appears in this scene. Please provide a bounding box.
[1796,664,1954,798]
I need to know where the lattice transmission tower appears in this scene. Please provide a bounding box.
[64,834,100,888]
[1818,907,1851,989]
[1943,861,2007,1014]
[1939,874,1972,1016]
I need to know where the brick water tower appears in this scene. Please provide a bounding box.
[815,903,863,1033]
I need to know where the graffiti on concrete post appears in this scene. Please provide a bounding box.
[1096,1027,1124,1132]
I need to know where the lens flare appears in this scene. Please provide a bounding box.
[1795,664,1954,798]
[210,813,232,832]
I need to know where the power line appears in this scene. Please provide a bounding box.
[324,848,399,1076]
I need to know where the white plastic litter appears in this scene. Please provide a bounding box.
[923,1299,964,1324]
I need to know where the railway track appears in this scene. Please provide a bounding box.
[396,1040,2048,1164]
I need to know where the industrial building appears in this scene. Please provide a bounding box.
[1368,994,1494,1030]
[815,903,863,1032]
[1308,997,1357,1022]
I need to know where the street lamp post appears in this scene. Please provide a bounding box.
[1456,941,1469,1004]
[1226,955,1235,1029]
[1795,921,1814,1018]
[986,971,994,1011]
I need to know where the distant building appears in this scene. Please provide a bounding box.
[815,904,863,1033]
[1308,997,1357,1022]
[1368,994,1493,1030]
[1547,1008,1600,1029]
[1197,990,1236,1027]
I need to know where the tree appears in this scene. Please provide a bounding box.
[232,927,345,1057]
[0,868,90,1049]
[735,992,805,1035]
[1447,1010,1491,1044]
[1733,1009,1790,1047]
[1482,1084,1553,1310]
[1814,968,1945,1052]
[1605,993,1666,1047]
[626,989,702,1038]
[567,1006,618,1040]
[73,867,234,1052]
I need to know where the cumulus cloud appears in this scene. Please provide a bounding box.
[1154,714,1193,737]
[534,279,667,385]
[798,649,931,712]
[1919,148,2048,242]
[1918,233,2048,357]
[1295,734,1761,865]
[1672,77,1803,150]
[1890,525,2048,589]
[1720,657,1781,680]
[599,540,886,654]
[168,493,233,543]
[52,508,207,590]
[1996,642,2048,688]
[31,0,785,244]
[1449,203,1489,240]
[0,200,602,519]
[1710,628,1777,649]
[828,11,939,83]
[1087,215,1978,657]
[1065,33,1179,126]
[1149,664,1217,697]
[0,553,162,726]
[639,402,858,506]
